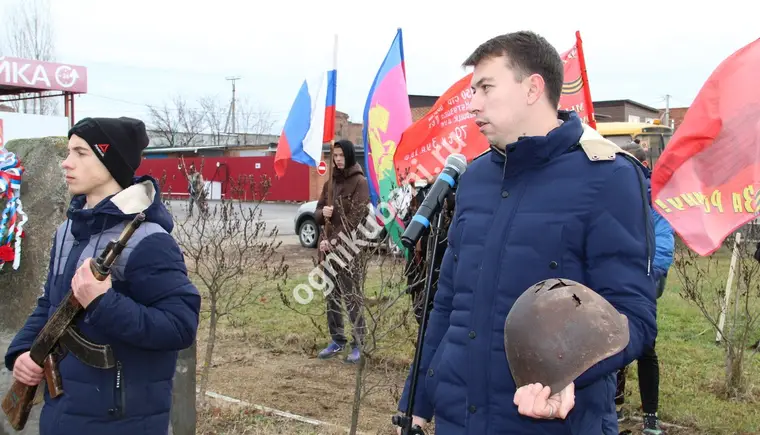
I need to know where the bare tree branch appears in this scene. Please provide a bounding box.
[199,95,231,146]
[1,0,58,115]
[236,96,276,144]
[148,95,206,147]
[674,222,760,399]
[168,166,288,401]
[149,94,275,148]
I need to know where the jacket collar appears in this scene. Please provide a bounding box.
[489,111,584,170]
[65,176,171,240]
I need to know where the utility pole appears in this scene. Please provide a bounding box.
[664,94,671,128]
[225,76,241,144]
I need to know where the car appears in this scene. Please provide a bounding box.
[294,200,402,255]
[294,201,321,248]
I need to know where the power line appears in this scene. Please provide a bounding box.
[80,93,289,117]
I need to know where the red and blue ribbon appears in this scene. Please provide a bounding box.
[0,148,27,270]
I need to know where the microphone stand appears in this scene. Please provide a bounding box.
[392,209,445,435]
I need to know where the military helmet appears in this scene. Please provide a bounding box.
[504,278,630,395]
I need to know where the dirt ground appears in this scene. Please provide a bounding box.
[278,243,320,269]
[198,243,698,435]
[200,343,696,435]
[194,242,410,434]
[202,343,405,434]
[196,401,352,435]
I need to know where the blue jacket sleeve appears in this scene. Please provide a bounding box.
[84,232,201,351]
[397,214,459,421]
[652,208,675,275]
[4,235,56,370]
[573,163,658,389]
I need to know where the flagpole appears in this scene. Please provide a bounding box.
[575,30,596,129]
[324,33,338,248]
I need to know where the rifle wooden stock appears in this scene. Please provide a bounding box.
[1,290,82,430]
[1,212,146,431]
[1,380,37,430]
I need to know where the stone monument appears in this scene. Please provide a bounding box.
[0,137,69,332]
[0,136,68,435]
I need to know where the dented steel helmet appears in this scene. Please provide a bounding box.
[504,278,630,395]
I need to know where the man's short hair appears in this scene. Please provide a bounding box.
[462,31,564,110]
[620,141,648,163]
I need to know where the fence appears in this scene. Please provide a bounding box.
[137,156,310,202]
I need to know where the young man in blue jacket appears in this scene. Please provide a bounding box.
[5,117,201,435]
[615,141,675,435]
[396,31,657,434]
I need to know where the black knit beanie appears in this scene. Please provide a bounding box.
[68,117,150,188]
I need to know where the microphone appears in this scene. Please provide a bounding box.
[401,153,468,249]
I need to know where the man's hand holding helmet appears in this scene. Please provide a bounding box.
[514,382,575,419]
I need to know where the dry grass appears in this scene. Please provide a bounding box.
[197,402,350,434]
[189,242,760,435]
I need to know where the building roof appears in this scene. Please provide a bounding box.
[409,94,439,108]
[321,142,364,153]
[143,145,228,154]
[405,96,666,122]
[593,99,660,113]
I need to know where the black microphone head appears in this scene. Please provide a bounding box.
[445,153,468,175]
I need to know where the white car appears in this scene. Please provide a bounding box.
[293,201,403,255]
[293,200,322,248]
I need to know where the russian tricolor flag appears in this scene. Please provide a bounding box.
[274,69,337,177]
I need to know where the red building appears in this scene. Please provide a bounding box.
[137,93,486,204]
[138,111,367,203]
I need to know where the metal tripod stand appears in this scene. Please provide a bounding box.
[392,209,447,435]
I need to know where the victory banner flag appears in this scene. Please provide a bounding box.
[558,31,596,128]
[651,38,760,256]
[393,73,487,187]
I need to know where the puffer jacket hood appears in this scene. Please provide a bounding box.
[66,175,173,235]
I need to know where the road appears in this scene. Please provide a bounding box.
[0,332,40,435]
[165,200,303,246]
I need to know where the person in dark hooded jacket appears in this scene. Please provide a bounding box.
[314,139,370,364]
[5,116,201,435]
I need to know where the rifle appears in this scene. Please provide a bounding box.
[1,212,146,431]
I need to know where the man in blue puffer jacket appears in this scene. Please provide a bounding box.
[396,31,657,435]
[5,117,201,435]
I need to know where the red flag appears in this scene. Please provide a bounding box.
[393,73,489,186]
[393,32,596,186]
[558,31,596,129]
[651,38,760,256]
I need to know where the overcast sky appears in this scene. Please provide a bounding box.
[4,0,759,133]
